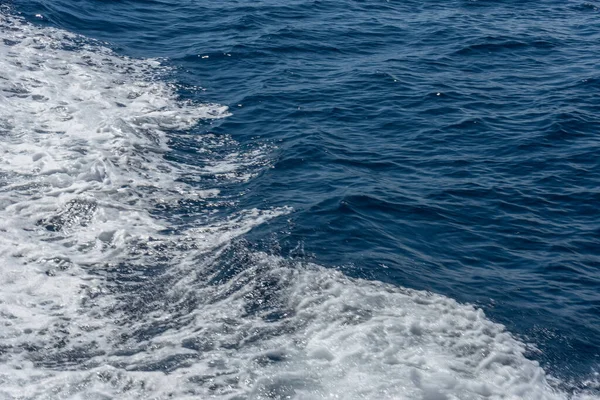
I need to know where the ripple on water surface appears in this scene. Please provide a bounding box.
[2,0,600,398]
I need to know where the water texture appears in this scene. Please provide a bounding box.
[1,0,599,398]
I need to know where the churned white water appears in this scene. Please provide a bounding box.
[0,9,596,400]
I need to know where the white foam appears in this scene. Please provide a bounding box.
[2,250,594,400]
[0,11,284,397]
[0,9,597,400]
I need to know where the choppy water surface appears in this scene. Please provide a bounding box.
[1,0,599,398]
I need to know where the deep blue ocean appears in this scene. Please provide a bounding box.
[1,0,599,398]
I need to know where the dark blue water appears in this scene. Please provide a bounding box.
[8,0,600,394]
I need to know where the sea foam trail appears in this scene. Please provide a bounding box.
[0,9,597,400]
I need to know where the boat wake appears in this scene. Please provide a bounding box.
[0,8,597,400]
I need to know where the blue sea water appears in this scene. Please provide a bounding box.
[1,0,599,398]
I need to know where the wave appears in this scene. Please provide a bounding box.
[0,8,596,400]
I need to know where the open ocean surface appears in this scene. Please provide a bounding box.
[1,0,599,398]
